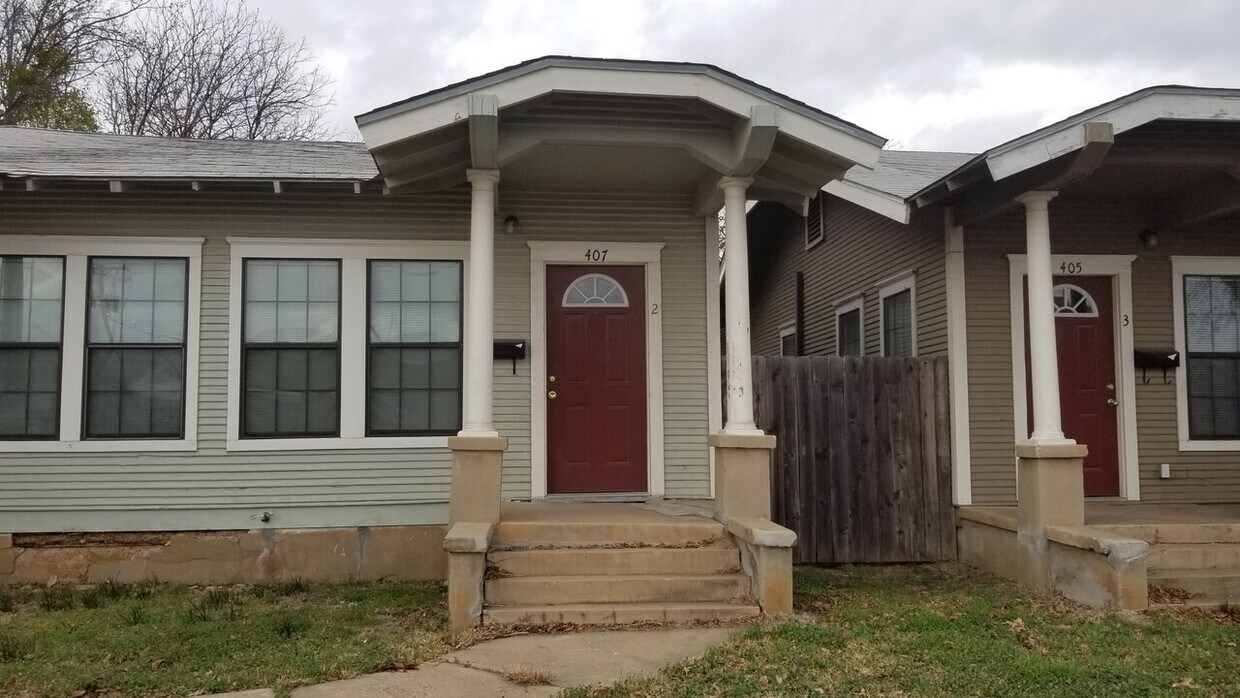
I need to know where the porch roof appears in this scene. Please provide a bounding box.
[355,56,886,213]
[912,85,1240,208]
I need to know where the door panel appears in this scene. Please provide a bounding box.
[546,265,648,493]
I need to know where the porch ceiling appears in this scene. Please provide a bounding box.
[356,57,885,213]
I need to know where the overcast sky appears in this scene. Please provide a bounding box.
[246,0,1238,153]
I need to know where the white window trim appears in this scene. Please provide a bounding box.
[804,195,824,250]
[528,240,665,499]
[225,238,469,452]
[0,235,203,452]
[1171,256,1240,452]
[877,271,917,357]
[833,295,865,356]
[1008,254,1140,500]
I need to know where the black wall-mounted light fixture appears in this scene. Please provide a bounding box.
[1139,229,1158,250]
[504,215,520,234]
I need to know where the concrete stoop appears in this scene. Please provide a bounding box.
[1098,523,1240,608]
[482,517,760,626]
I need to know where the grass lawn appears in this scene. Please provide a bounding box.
[563,564,1240,698]
[0,579,451,697]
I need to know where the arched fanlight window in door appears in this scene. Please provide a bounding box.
[562,273,630,307]
[1052,283,1098,317]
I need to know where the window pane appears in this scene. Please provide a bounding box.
[0,257,64,343]
[243,347,338,437]
[245,260,338,344]
[89,258,186,344]
[369,261,461,344]
[0,348,59,437]
[85,348,183,438]
[366,345,461,434]
[883,290,913,357]
[838,309,861,356]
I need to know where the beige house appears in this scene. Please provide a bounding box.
[0,57,886,629]
[749,86,1240,608]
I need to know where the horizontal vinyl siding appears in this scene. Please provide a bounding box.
[964,200,1240,504]
[0,188,712,532]
[748,196,947,360]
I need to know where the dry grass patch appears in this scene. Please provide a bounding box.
[502,664,556,686]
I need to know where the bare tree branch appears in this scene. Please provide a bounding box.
[99,0,335,140]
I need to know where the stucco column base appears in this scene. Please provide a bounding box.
[447,436,508,525]
[727,517,796,615]
[709,433,776,523]
[447,552,485,633]
[1016,442,1088,535]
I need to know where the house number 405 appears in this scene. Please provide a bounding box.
[584,248,609,261]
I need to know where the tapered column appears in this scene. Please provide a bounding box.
[721,176,761,435]
[1017,190,1071,444]
[461,169,499,437]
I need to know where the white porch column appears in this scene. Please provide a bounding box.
[461,169,500,437]
[1017,190,1071,444]
[721,176,761,435]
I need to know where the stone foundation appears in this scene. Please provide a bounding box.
[0,525,447,585]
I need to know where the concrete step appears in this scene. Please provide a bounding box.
[1149,569,1240,603]
[1095,523,1240,544]
[483,601,760,626]
[489,546,741,577]
[492,519,727,549]
[1147,543,1240,571]
[486,574,751,606]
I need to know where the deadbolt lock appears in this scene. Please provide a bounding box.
[548,375,556,383]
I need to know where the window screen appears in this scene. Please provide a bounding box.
[838,308,862,356]
[85,257,187,438]
[0,256,64,438]
[883,289,913,357]
[367,260,462,435]
[242,259,340,438]
[1185,275,1240,439]
[780,329,798,357]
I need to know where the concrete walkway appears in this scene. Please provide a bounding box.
[215,627,735,698]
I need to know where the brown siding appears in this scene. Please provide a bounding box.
[965,200,1240,504]
[748,196,947,360]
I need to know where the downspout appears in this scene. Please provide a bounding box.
[945,206,973,505]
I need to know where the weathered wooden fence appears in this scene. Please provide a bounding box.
[752,355,956,565]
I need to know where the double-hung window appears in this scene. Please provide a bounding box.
[227,239,468,450]
[835,297,863,357]
[85,257,188,439]
[0,256,64,439]
[1183,273,1240,440]
[241,260,341,438]
[879,274,916,357]
[368,261,462,435]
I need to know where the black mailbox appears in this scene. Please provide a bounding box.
[494,340,527,361]
[1134,349,1180,370]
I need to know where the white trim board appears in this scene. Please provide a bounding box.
[1007,254,1139,500]
[1171,256,1240,452]
[225,237,469,452]
[704,217,722,498]
[527,240,666,499]
[0,235,203,453]
[944,218,972,505]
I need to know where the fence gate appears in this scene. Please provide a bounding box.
[751,355,956,564]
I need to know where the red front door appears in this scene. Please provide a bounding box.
[546,265,648,494]
[1027,275,1121,496]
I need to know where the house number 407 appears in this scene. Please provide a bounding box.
[584,248,609,261]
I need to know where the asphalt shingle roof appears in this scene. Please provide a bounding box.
[844,150,976,199]
[0,127,378,181]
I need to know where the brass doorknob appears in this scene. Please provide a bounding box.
[1107,398,1119,407]
[548,390,557,400]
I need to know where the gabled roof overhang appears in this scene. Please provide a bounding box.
[355,56,885,213]
[911,86,1240,221]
